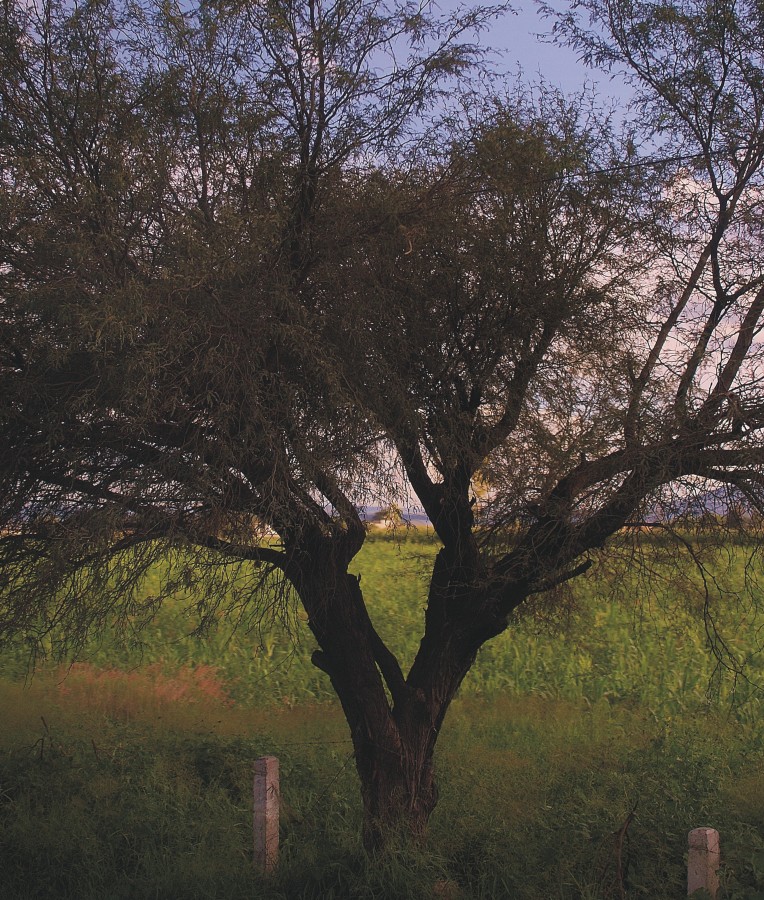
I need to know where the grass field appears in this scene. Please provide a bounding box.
[3,534,764,898]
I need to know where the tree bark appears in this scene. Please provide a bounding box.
[291,541,484,849]
[354,712,439,850]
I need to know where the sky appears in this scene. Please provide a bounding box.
[464,1,634,107]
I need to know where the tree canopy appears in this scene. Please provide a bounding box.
[2,0,764,845]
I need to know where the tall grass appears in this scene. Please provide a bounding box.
[5,534,763,717]
[3,682,764,898]
[3,534,764,897]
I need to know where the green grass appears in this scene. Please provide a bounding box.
[3,690,764,898]
[3,534,764,898]
[6,534,764,716]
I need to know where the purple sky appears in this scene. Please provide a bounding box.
[466,2,634,107]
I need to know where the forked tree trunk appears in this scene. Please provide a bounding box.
[292,541,491,849]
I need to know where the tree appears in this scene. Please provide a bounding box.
[2,0,764,849]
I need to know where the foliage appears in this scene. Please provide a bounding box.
[3,0,764,842]
[1,686,763,897]
[2,541,764,895]
[4,535,764,717]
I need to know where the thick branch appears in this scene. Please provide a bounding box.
[710,284,764,400]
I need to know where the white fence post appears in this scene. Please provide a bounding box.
[688,827,720,898]
[254,756,279,873]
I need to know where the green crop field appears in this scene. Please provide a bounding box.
[3,534,764,898]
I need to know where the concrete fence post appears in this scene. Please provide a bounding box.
[254,756,279,873]
[688,827,720,898]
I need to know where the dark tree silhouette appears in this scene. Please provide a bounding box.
[2,0,764,846]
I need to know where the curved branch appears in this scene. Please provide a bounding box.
[709,284,764,400]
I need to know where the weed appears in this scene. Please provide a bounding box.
[2,538,764,897]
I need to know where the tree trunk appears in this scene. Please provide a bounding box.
[354,718,439,850]
[291,539,494,850]
[330,629,475,850]
[351,648,479,849]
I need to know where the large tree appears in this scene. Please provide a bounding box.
[2,0,764,847]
